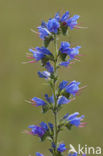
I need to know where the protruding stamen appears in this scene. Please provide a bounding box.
[26,56,34,59]
[79,122,87,127]
[23,130,32,135]
[31,29,39,35]
[22,60,37,64]
[74,57,80,62]
[79,85,87,91]
[31,100,37,107]
[76,85,87,96]
[25,100,32,104]
[70,97,76,103]
[75,26,88,29]
[78,54,86,57]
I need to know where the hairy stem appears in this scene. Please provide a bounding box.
[53,34,58,156]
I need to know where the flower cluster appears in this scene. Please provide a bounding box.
[38,11,80,47]
[25,11,86,156]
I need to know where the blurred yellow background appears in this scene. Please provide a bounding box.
[0,0,103,155]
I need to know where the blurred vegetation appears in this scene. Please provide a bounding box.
[0,0,103,155]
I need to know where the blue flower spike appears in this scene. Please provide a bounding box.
[25,10,86,156]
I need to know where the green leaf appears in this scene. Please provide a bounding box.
[57,152,64,156]
[43,36,53,48]
[61,24,68,36]
[66,123,73,130]
[59,52,67,61]
[42,104,49,113]
[61,90,70,98]
[41,55,54,66]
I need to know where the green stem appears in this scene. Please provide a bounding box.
[53,34,58,156]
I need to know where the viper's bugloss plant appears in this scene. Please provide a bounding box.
[25,11,87,156]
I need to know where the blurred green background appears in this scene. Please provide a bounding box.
[0,0,103,155]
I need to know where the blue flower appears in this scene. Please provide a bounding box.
[67,15,80,29]
[59,80,68,90]
[61,11,70,22]
[41,21,48,28]
[59,80,80,96]
[32,97,46,106]
[57,96,70,105]
[45,62,54,73]
[55,11,69,23]
[59,41,70,53]
[47,18,60,34]
[59,60,70,67]
[67,112,85,127]
[29,49,44,61]
[68,152,86,156]
[45,94,54,104]
[57,143,66,152]
[29,47,52,61]
[65,81,80,96]
[28,122,49,138]
[68,112,80,120]
[68,46,81,59]
[28,125,45,137]
[52,142,56,149]
[36,47,52,56]
[55,12,60,22]
[63,113,69,119]
[40,122,49,131]
[59,42,81,60]
[38,26,51,40]
[38,71,50,79]
[36,152,44,156]
[68,153,77,156]
[48,122,54,131]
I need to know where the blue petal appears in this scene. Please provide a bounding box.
[70,118,81,127]
[38,71,50,79]
[59,60,70,67]
[38,26,50,40]
[45,62,54,73]
[55,12,60,21]
[61,11,69,22]
[31,125,45,137]
[52,142,56,149]
[57,144,66,152]
[68,112,80,120]
[29,49,44,61]
[35,47,52,56]
[40,122,48,131]
[28,125,35,129]
[48,122,53,130]
[45,94,54,104]
[41,21,47,28]
[32,97,46,106]
[68,113,85,127]
[65,81,80,96]
[57,96,70,105]
[59,41,70,53]
[68,153,78,156]
[67,15,80,29]
[47,18,60,34]
[59,80,68,90]
[63,113,69,119]
[36,152,44,156]
[69,46,81,59]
